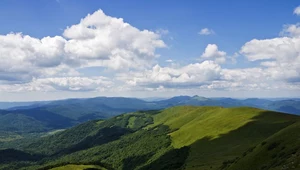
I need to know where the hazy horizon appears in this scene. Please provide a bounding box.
[0,94,299,102]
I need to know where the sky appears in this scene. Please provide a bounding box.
[0,0,300,101]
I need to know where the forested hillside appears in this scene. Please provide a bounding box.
[0,106,299,170]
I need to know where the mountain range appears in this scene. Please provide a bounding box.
[0,96,299,136]
[0,106,299,170]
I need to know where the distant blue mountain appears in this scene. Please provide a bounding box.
[0,102,44,110]
[0,96,299,134]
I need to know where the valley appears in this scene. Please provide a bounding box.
[0,105,299,170]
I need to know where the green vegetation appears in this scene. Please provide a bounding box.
[149,106,299,169]
[0,132,22,142]
[0,106,299,170]
[0,96,299,149]
[0,113,47,133]
[226,122,300,170]
[152,106,264,147]
[23,112,154,156]
[41,129,66,137]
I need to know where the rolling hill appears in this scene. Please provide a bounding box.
[0,106,299,170]
[4,96,300,120]
[0,96,299,149]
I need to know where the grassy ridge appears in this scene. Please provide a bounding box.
[151,106,299,169]
[185,112,297,169]
[226,122,300,170]
[152,106,263,147]
[0,106,299,170]
[1,96,299,147]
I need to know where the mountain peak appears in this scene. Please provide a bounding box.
[192,95,209,101]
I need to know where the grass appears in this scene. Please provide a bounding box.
[96,120,104,125]
[2,106,300,170]
[150,106,299,169]
[153,106,262,148]
[227,122,300,170]
[127,116,137,129]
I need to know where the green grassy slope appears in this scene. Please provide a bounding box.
[1,97,299,148]
[151,106,299,170]
[1,106,299,170]
[152,106,264,147]
[226,122,300,170]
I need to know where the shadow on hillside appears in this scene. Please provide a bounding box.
[115,110,298,170]
[122,153,153,170]
[137,146,190,170]
[28,110,298,170]
[0,149,43,163]
[11,108,74,129]
[120,146,190,170]
[57,126,131,155]
[137,110,162,115]
[183,111,297,169]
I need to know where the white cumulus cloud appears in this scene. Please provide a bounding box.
[63,10,166,70]
[294,6,300,16]
[280,23,300,37]
[0,33,77,83]
[0,77,112,92]
[118,60,222,88]
[0,9,166,85]
[198,28,215,35]
[1,8,300,96]
[201,44,227,64]
[240,36,300,82]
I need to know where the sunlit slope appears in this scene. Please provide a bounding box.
[2,106,299,170]
[151,106,299,169]
[152,106,296,147]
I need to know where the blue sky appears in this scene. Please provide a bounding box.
[0,0,299,101]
